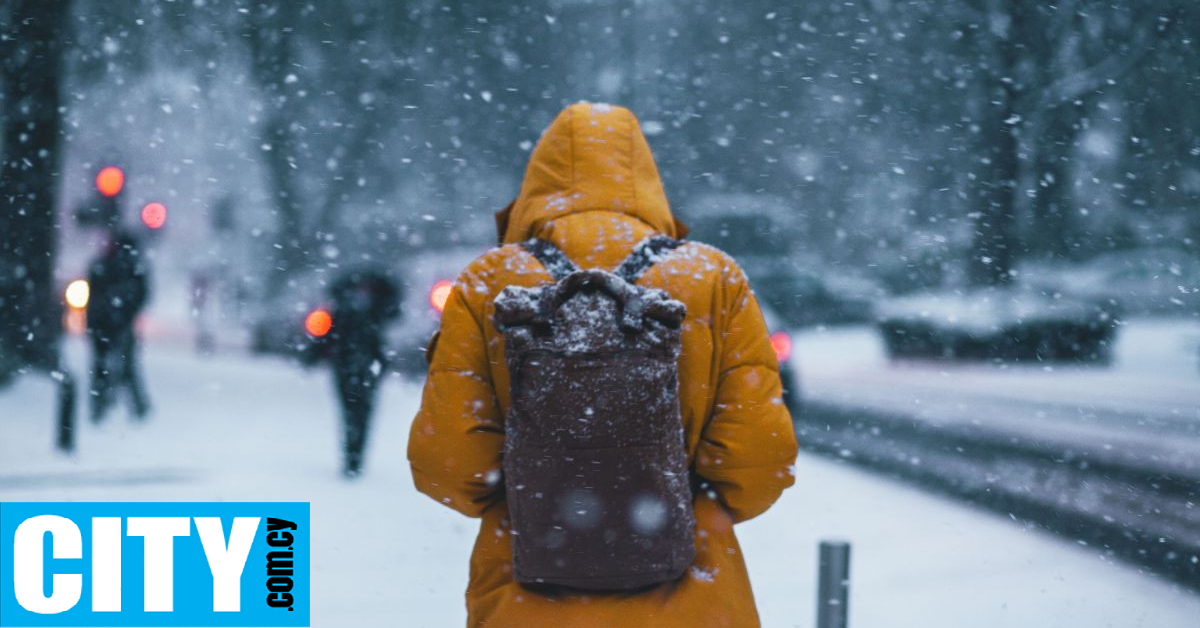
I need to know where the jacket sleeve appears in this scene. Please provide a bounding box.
[407,280,505,518]
[693,265,798,523]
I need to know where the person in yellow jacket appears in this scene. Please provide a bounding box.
[409,102,798,627]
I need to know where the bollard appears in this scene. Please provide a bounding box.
[56,371,76,452]
[816,540,851,628]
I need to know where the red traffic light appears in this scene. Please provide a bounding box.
[141,202,167,229]
[96,166,124,197]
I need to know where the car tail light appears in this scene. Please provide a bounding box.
[95,166,124,197]
[769,330,793,363]
[305,308,332,337]
[430,280,453,314]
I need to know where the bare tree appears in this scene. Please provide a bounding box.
[961,0,1181,285]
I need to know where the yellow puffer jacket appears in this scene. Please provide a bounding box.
[408,102,798,627]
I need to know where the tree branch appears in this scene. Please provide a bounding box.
[1020,5,1182,112]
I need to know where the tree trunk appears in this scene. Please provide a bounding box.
[0,0,71,371]
[262,112,308,285]
[245,2,308,295]
[969,100,1020,287]
[967,0,1023,287]
[1031,101,1083,260]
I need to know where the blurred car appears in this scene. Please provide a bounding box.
[249,273,328,358]
[247,246,482,376]
[877,287,1117,363]
[757,300,803,416]
[1018,247,1200,316]
[386,247,484,375]
[683,193,880,328]
[752,260,878,328]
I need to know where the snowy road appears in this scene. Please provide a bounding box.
[790,318,1200,589]
[2,339,1199,627]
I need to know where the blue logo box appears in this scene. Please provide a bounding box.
[0,502,309,627]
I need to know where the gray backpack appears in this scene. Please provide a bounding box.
[493,235,696,590]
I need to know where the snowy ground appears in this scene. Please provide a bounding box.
[2,337,1199,627]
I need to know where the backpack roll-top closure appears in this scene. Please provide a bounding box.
[496,235,685,334]
[494,268,685,334]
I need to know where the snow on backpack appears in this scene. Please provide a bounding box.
[492,235,696,591]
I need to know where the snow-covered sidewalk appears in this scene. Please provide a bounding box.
[791,318,1200,437]
[1,340,1198,627]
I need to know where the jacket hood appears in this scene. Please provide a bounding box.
[496,102,686,244]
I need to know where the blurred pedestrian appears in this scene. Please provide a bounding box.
[190,270,216,355]
[87,229,150,422]
[305,268,401,477]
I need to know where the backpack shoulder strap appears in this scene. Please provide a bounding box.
[614,235,682,284]
[520,238,579,281]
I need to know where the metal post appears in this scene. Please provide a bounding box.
[56,370,75,452]
[816,540,851,628]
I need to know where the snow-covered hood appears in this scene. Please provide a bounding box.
[495,102,687,244]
